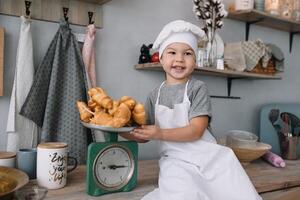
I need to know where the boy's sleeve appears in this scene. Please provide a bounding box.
[145,94,155,125]
[188,83,212,121]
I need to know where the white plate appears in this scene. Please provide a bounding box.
[81,121,136,133]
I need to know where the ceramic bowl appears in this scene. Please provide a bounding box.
[226,130,258,148]
[230,142,272,165]
[14,185,48,200]
[0,166,29,200]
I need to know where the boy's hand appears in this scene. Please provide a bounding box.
[132,125,163,140]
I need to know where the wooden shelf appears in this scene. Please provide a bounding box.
[227,10,300,52]
[135,62,282,79]
[228,10,300,33]
[135,63,281,99]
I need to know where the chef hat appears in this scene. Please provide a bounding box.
[152,20,206,59]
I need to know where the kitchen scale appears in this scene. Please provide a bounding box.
[81,122,138,196]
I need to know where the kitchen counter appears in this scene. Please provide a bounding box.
[28,159,300,200]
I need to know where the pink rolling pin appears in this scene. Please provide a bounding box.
[262,151,286,168]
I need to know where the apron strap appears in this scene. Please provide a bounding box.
[155,81,165,106]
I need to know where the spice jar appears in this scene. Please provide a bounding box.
[265,0,280,16]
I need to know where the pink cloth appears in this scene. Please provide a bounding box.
[82,24,96,88]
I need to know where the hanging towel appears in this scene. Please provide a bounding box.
[82,24,97,88]
[6,16,38,152]
[20,21,89,164]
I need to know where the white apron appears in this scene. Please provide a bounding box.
[142,81,261,200]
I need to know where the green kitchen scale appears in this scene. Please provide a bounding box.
[82,122,138,196]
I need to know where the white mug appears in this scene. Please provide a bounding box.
[0,151,16,167]
[37,142,77,189]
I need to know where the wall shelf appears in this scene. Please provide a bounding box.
[135,62,281,99]
[228,10,300,52]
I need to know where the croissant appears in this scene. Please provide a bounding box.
[90,102,131,128]
[120,96,136,110]
[112,103,131,127]
[76,101,93,122]
[92,93,113,109]
[77,86,146,128]
[88,87,106,98]
[90,112,113,127]
[87,99,98,111]
[132,103,146,125]
[108,100,120,115]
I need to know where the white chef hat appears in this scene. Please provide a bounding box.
[152,20,206,59]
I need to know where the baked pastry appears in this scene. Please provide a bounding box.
[108,100,120,115]
[90,102,131,128]
[88,87,106,98]
[90,112,113,127]
[77,86,146,128]
[120,96,136,110]
[76,101,93,122]
[132,103,146,125]
[92,93,113,109]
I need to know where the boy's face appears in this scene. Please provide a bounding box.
[160,42,196,84]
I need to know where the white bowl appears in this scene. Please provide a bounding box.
[226,130,258,148]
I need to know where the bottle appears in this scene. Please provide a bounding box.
[262,151,286,168]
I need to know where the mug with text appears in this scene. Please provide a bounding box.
[37,142,77,189]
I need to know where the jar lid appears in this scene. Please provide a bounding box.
[0,151,16,159]
[38,142,68,149]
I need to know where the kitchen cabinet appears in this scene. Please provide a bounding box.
[135,62,281,99]
[228,10,300,52]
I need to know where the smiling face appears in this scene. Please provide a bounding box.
[160,42,196,85]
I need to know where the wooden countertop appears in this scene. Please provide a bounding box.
[28,159,300,200]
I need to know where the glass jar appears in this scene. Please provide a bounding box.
[265,0,280,16]
[294,0,300,21]
[281,0,293,19]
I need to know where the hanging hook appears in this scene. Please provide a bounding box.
[88,11,94,24]
[63,7,69,22]
[25,1,31,17]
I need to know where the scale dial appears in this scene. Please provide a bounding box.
[93,144,134,191]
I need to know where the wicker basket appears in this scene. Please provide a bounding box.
[248,57,276,75]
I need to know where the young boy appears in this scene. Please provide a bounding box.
[121,20,261,200]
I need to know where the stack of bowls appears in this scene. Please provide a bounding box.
[226,130,271,165]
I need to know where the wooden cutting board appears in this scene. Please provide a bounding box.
[0,27,4,96]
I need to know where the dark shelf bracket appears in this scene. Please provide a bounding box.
[210,78,241,99]
[245,19,264,41]
[289,31,300,53]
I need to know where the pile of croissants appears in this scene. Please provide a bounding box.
[77,87,146,128]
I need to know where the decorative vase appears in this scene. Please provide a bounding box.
[206,30,217,67]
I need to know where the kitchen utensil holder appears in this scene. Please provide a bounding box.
[278,132,299,160]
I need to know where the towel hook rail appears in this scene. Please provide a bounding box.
[25,1,31,17]
[63,7,69,22]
